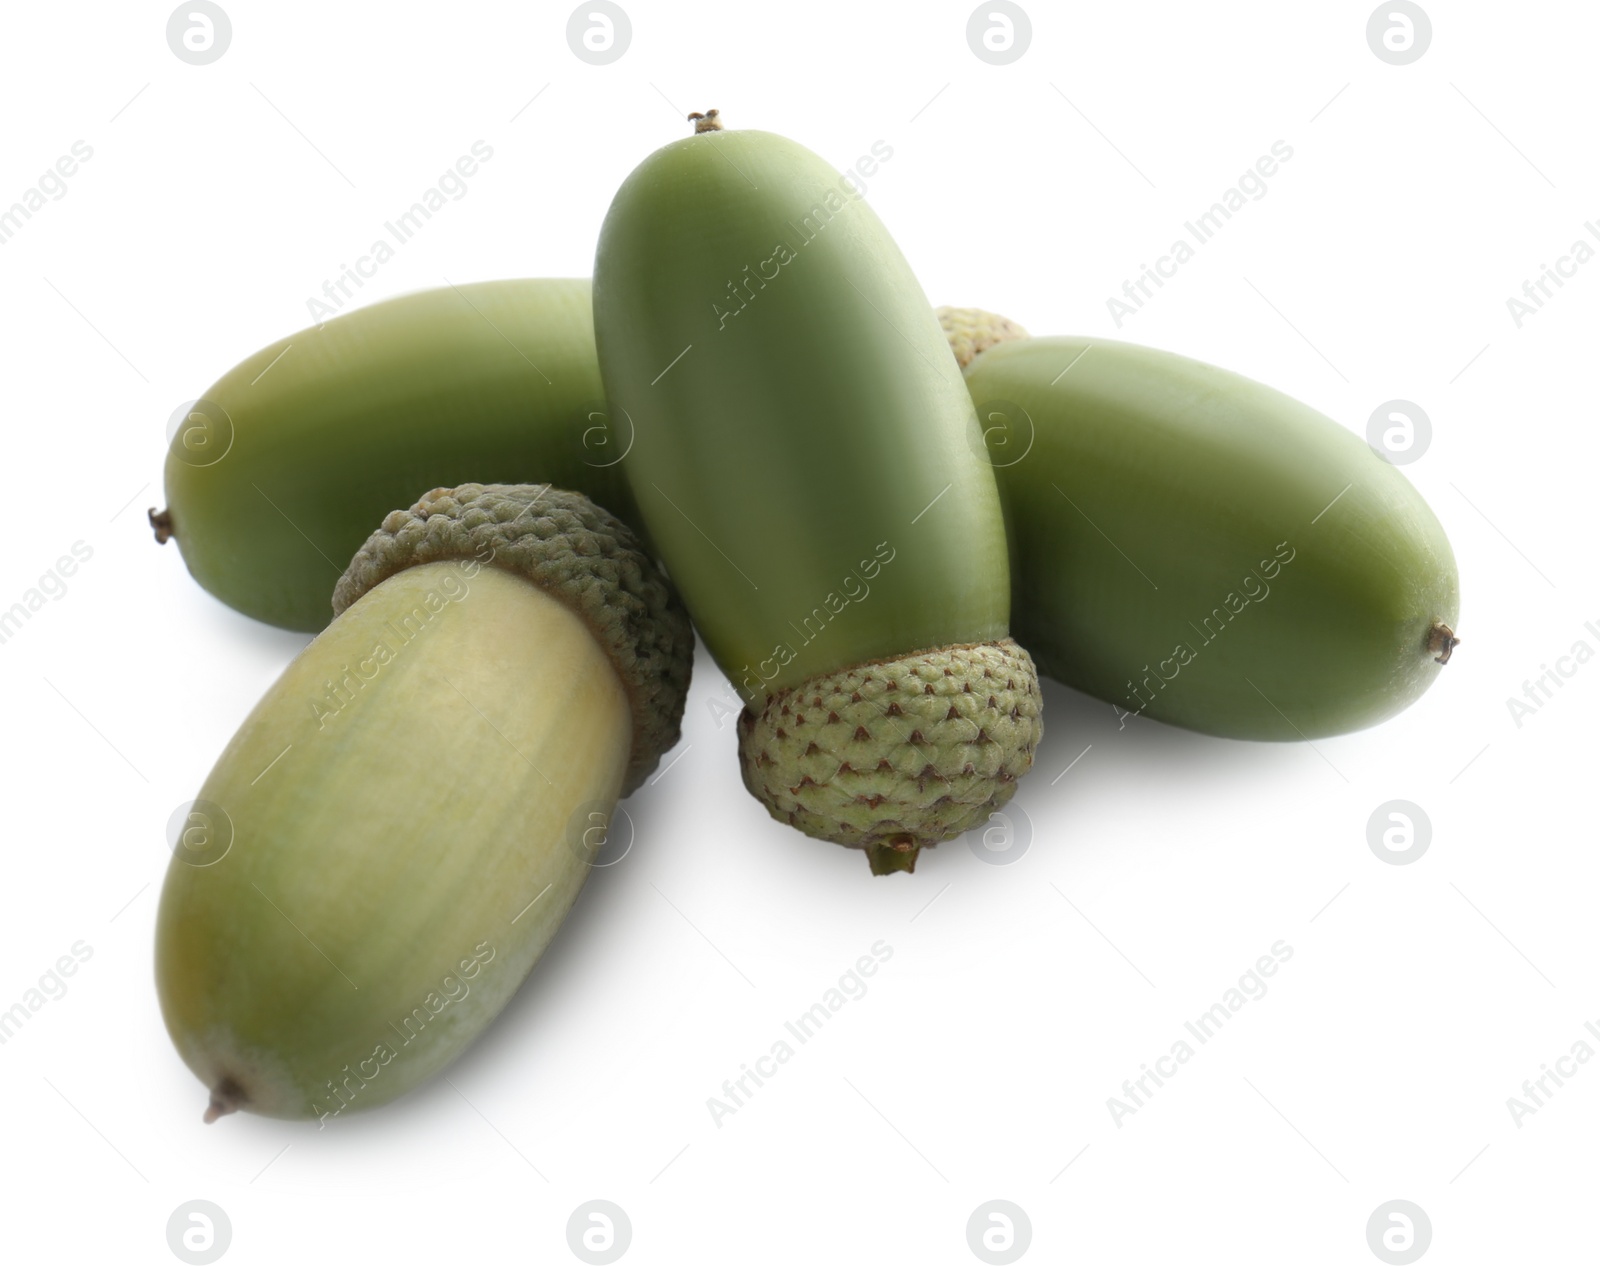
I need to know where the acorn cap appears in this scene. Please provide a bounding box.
[736,639,1042,873]
[935,306,1031,369]
[333,483,693,794]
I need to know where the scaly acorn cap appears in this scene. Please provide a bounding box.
[736,640,1043,874]
[935,306,1031,369]
[333,483,693,795]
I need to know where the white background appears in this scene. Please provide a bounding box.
[0,2,1593,1262]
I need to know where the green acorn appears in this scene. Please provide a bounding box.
[594,116,1041,874]
[156,484,692,1121]
[154,280,641,632]
[941,309,1460,737]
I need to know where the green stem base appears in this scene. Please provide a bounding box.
[866,837,922,876]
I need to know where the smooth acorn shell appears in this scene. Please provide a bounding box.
[962,335,1460,738]
[161,280,637,632]
[593,129,1011,698]
[155,563,632,1121]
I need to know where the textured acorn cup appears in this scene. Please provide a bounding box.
[935,306,1031,370]
[334,482,692,793]
[737,642,1041,874]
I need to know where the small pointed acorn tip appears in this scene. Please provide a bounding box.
[149,507,174,544]
[688,108,723,134]
[204,1076,245,1123]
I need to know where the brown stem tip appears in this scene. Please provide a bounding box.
[1427,620,1460,665]
[149,507,174,544]
[688,109,722,134]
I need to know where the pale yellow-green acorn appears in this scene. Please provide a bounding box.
[155,484,692,1122]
